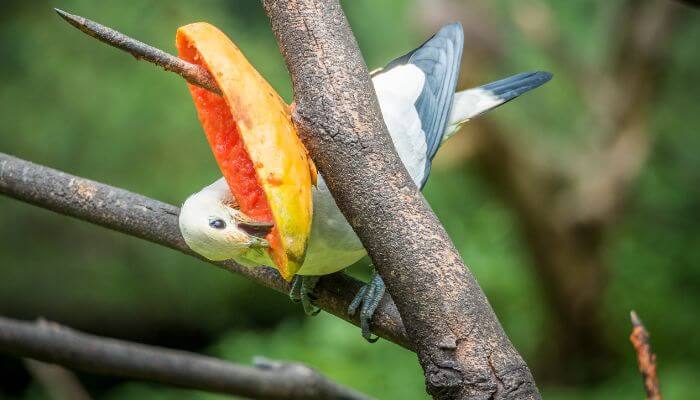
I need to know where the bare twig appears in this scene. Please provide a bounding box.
[0,152,409,349]
[262,1,539,398]
[629,311,662,400]
[54,8,221,95]
[0,316,374,400]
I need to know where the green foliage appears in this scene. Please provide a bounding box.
[1,0,699,399]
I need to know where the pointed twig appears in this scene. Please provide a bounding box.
[54,8,221,95]
[630,311,663,400]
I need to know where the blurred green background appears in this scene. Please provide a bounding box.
[0,0,698,399]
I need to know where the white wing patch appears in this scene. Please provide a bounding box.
[450,88,504,121]
[371,64,428,186]
[443,88,504,140]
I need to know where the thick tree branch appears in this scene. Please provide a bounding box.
[262,1,539,398]
[0,316,373,400]
[0,152,409,349]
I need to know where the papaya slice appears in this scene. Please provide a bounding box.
[176,23,315,281]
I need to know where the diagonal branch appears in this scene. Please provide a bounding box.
[0,315,373,400]
[0,152,409,349]
[53,8,221,95]
[262,1,539,398]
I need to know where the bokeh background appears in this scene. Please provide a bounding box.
[1,0,698,399]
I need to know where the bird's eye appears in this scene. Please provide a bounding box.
[209,219,226,229]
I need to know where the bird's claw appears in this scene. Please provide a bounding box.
[290,270,385,342]
[348,270,385,343]
[289,275,321,316]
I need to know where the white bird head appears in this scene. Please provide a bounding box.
[179,178,273,263]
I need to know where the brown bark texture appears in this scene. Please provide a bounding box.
[262,1,539,398]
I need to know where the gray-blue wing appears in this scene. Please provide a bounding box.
[379,23,464,188]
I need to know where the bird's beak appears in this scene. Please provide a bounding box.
[229,213,273,248]
[237,220,274,240]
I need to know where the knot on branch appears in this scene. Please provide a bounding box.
[425,363,463,399]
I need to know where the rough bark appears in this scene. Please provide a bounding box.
[0,316,373,400]
[0,152,409,349]
[262,1,539,398]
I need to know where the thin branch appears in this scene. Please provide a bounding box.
[54,8,221,95]
[0,152,410,349]
[262,1,539,398]
[630,311,662,400]
[0,316,373,400]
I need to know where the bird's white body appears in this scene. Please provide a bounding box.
[292,64,503,275]
[189,65,521,275]
[179,23,551,277]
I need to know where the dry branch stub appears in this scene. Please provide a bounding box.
[630,311,663,400]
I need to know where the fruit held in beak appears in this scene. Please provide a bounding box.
[177,23,316,281]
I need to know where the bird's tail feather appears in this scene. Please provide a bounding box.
[443,71,552,141]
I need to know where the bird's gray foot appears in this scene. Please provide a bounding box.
[289,275,321,316]
[348,269,385,343]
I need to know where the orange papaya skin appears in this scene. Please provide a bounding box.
[177,23,315,280]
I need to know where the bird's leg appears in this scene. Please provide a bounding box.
[289,275,321,316]
[348,267,385,342]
